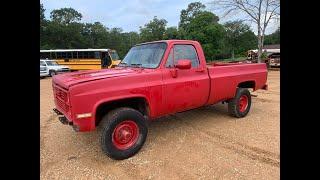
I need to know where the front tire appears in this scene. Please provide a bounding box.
[98,107,148,160]
[228,88,252,118]
[49,70,56,77]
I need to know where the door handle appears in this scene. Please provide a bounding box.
[170,68,178,78]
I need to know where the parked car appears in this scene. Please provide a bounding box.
[268,53,280,67]
[40,61,49,78]
[52,40,268,160]
[40,59,71,77]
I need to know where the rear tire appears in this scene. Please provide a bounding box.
[228,88,251,118]
[98,107,148,160]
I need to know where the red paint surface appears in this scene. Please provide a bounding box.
[112,120,139,150]
[52,40,268,132]
[239,95,249,112]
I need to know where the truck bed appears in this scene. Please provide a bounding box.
[205,62,268,105]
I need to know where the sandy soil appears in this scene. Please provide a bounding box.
[40,71,280,180]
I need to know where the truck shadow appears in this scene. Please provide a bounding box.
[149,104,230,128]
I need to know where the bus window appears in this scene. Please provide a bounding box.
[109,51,119,60]
[94,52,100,59]
[81,52,87,58]
[57,52,62,59]
[78,52,84,59]
[88,52,95,58]
[40,52,50,59]
[72,52,77,59]
[62,52,67,59]
[66,52,72,58]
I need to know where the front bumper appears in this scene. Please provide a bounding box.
[53,108,74,126]
[53,108,93,132]
[270,62,280,67]
[40,71,49,77]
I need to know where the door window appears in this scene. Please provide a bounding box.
[165,45,200,68]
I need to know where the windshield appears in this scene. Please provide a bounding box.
[46,61,59,66]
[110,51,120,60]
[119,42,167,68]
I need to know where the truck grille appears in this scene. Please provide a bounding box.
[55,88,67,102]
[53,85,69,113]
[56,98,69,112]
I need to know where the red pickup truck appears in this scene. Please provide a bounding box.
[52,40,268,160]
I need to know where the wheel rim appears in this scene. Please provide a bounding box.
[112,120,139,150]
[51,72,55,76]
[238,95,249,112]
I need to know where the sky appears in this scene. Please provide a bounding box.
[41,0,279,35]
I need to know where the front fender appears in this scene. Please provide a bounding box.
[92,94,151,123]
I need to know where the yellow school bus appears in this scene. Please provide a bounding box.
[39,49,121,71]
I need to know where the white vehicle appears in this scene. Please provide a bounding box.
[40,59,70,77]
[40,62,49,78]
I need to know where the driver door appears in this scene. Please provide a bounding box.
[162,44,210,114]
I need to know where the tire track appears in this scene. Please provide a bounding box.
[172,115,280,167]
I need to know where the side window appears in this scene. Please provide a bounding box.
[94,52,100,59]
[174,45,199,68]
[72,52,78,59]
[165,48,174,68]
[66,52,72,58]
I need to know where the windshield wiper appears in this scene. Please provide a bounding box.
[130,63,142,68]
[118,62,127,67]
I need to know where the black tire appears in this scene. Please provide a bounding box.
[98,107,148,160]
[49,70,56,77]
[228,88,251,118]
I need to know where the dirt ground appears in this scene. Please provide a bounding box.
[40,71,280,180]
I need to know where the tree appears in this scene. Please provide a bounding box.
[185,11,220,33]
[264,27,280,45]
[117,32,141,58]
[139,16,167,42]
[184,11,226,60]
[44,21,86,49]
[224,20,256,59]
[82,22,109,48]
[40,3,45,23]
[164,27,179,40]
[179,2,206,30]
[212,0,280,62]
[50,8,82,25]
[40,3,48,48]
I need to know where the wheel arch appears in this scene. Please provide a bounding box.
[237,80,256,90]
[93,96,151,127]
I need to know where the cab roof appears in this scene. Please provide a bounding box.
[135,40,200,46]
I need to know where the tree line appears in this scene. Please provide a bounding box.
[40,2,279,61]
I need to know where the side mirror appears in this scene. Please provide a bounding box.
[175,59,191,69]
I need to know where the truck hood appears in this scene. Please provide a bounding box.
[52,67,144,89]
